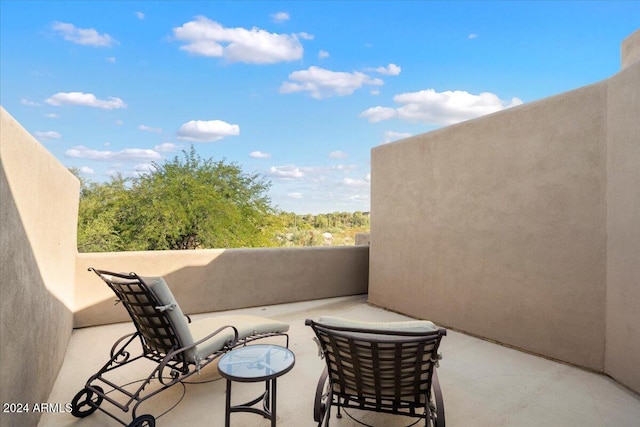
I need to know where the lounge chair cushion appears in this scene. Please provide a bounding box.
[143,276,196,354]
[103,273,289,362]
[189,315,290,359]
[317,316,438,333]
[145,277,289,361]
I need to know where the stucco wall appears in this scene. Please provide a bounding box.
[370,83,608,371]
[605,59,640,391]
[621,30,640,70]
[0,107,79,426]
[369,30,640,393]
[75,245,369,327]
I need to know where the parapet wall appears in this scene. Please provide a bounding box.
[75,246,369,327]
[622,29,640,69]
[370,30,640,393]
[371,82,608,369]
[0,107,80,427]
[605,56,640,392]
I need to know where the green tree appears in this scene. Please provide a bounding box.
[76,176,130,252]
[76,147,277,252]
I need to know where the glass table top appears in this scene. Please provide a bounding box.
[218,344,295,381]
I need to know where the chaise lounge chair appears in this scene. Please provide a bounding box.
[70,268,289,427]
[306,316,446,427]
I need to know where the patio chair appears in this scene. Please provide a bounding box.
[306,316,446,427]
[71,268,289,427]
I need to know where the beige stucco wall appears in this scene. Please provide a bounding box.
[605,58,640,392]
[370,82,608,371]
[0,107,80,426]
[75,245,369,327]
[369,30,640,393]
[622,29,640,70]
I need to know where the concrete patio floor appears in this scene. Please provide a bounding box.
[40,295,640,427]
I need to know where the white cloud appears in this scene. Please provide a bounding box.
[267,161,373,213]
[154,142,180,152]
[173,16,305,64]
[65,145,162,162]
[358,106,397,123]
[361,89,523,126]
[106,56,116,63]
[115,120,124,126]
[80,166,94,174]
[297,32,314,40]
[135,12,145,20]
[280,66,384,99]
[318,50,330,59]
[372,63,401,76]
[335,164,358,172]
[468,33,478,39]
[370,89,381,96]
[45,92,127,110]
[267,165,305,179]
[21,98,41,107]
[138,124,162,133]
[45,113,60,119]
[52,22,116,47]
[349,194,370,203]
[329,150,348,159]
[342,177,369,187]
[271,12,290,23]
[250,151,272,159]
[34,131,62,140]
[177,119,240,142]
[383,130,412,143]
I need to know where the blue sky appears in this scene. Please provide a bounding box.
[1,1,638,214]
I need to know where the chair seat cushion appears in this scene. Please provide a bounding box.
[318,316,438,333]
[189,315,290,359]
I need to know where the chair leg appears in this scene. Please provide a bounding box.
[432,369,445,427]
[323,400,331,427]
[315,368,334,427]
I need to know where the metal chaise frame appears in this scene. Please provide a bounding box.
[306,318,446,427]
[71,268,289,427]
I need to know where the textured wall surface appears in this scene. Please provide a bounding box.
[605,58,640,391]
[0,107,80,426]
[75,246,369,327]
[370,83,608,370]
[369,30,640,392]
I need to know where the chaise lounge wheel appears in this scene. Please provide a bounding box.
[71,386,104,418]
[130,414,155,427]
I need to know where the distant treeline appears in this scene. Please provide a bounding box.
[273,211,370,247]
[74,147,369,252]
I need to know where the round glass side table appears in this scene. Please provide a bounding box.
[217,344,295,427]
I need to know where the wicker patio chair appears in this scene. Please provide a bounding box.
[306,316,446,427]
[71,268,289,427]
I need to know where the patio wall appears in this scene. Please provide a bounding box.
[74,246,369,327]
[605,31,640,393]
[369,30,640,393]
[0,107,80,427]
